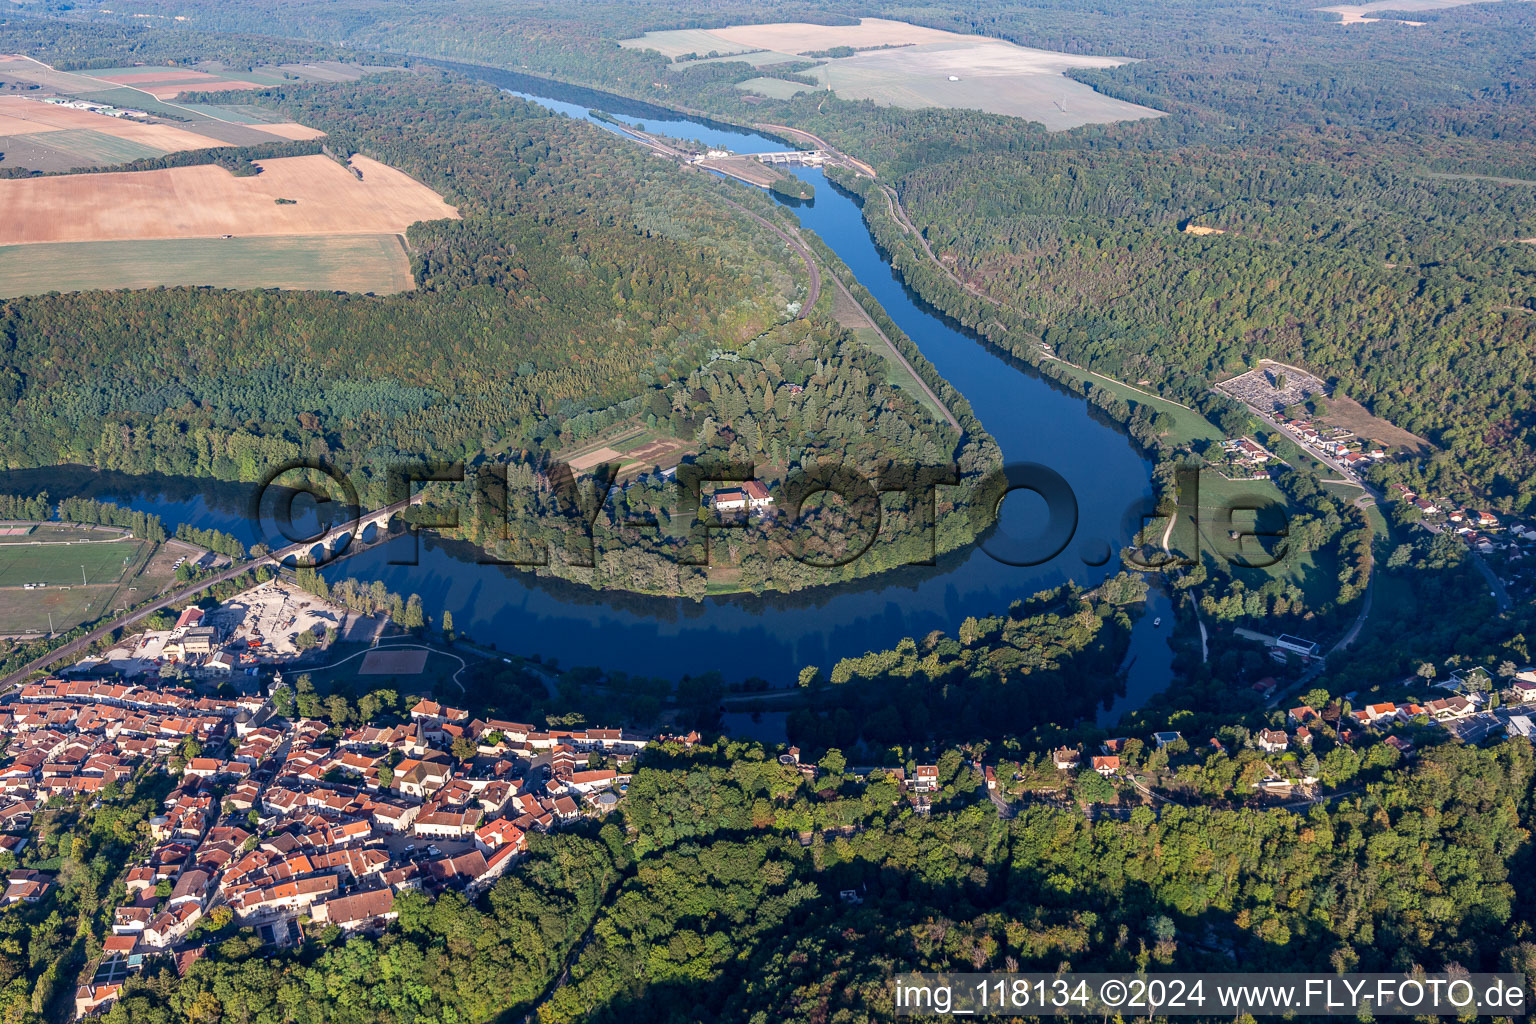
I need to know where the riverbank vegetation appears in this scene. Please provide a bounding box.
[787,574,1147,754]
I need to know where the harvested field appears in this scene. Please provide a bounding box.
[568,446,625,472]
[0,96,224,151]
[360,648,427,675]
[1317,0,1503,23]
[143,80,269,100]
[698,19,961,51]
[248,121,327,141]
[560,428,694,480]
[622,18,1164,129]
[270,62,361,82]
[91,67,270,98]
[618,27,760,59]
[1316,394,1434,454]
[265,61,399,83]
[625,439,685,463]
[0,234,417,298]
[0,154,458,245]
[0,55,108,94]
[98,69,221,86]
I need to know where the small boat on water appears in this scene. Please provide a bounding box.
[1153,617,1162,627]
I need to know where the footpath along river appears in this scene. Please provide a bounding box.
[0,68,1175,722]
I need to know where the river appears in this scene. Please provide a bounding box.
[0,68,1175,725]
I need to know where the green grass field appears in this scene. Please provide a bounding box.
[0,532,171,634]
[677,51,806,70]
[0,536,144,588]
[1048,360,1224,446]
[0,234,416,297]
[76,88,201,118]
[735,77,814,99]
[17,128,163,165]
[173,102,285,124]
[1192,470,1344,610]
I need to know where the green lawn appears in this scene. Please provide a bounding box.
[0,234,416,298]
[1190,470,1342,606]
[1048,360,1224,446]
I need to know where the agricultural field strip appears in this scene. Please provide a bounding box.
[0,154,459,245]
[0,234,418,298]
[0,55,322,140]
[620,19,1164,127]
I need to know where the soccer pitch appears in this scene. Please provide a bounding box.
[0,536,144,588]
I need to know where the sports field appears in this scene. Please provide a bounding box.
[0,233,417,297]
[0,154,458,245]
[0,535,145,588]
[0,532,187,635]
[623,18,1166,128]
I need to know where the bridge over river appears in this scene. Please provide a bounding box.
[0,492,423,689]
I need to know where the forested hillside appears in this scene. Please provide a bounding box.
[96,737,1536,1023]
[0,73,794,479]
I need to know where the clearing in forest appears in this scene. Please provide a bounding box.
[622,18,1165,129]
[1317,0,1511,24]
